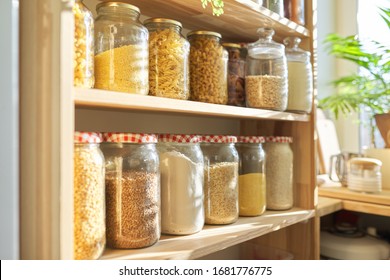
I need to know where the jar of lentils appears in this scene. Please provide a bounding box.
[188,31,228,104]
[101,133,160,249]
[73,131,105,260]
[94,2,148,94]
[236,136,266,216]
[200,135,239,225]
[263,136,293,210]
[144,18,190,100]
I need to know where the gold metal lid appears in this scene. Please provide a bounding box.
[187,30,222,39]
[96,1,140,13]
[349,157,382,167]
[222,43,241,48]
[143,18,182,28]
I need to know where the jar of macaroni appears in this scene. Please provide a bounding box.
[144,18,190,100]
[94,2,148,94]
[188,31,228,104]
[236,136,266,216]
[101,133,160,249]
[200,135,239,225]
[73,132,105,260]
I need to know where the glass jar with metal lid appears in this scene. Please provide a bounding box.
[262,136,293,210]
[157,134,204,235]
[236,136,266,216]
[200,135,239,225]
[101,132,160,249]
[246,27,288,111]
[188,31,228,104]
[144,18,190,100]
[73,131,105,260]
[94,2,148,94]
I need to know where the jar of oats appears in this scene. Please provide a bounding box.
[144,18,190,100]
[246,27,288,111]
[188,31,228,104]
[73,131,105,260]
[262,136,293,210]
[94,2,148,94]
[200,135,239,225]
[101,133,160,249]
[73,0,94,88]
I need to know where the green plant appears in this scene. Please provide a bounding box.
[200,0,225,16]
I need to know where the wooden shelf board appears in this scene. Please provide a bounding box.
[100,207,315,260]
[74,88,310,122]
[99,0,309,42]
[342,200,390,217]
[316,197,343,217]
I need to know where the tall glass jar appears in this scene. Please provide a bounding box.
[144,18,190,100]
[263,0,284,16]
[284,37,313,113]
[94,2,148,94]
[236,136,266,217]
[284,0,305,26]
[246,27,288,111]
[200,135,239,225]
[263,136,293,210]
[73,0,94,88]
[101,133,160,249]
[73,132,105,260]
[157,134,204,235]
[188,31,228,104]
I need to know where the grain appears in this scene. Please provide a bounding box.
[239,173,266,216]
[105,171,160,249]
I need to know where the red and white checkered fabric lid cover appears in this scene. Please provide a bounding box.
[74,131,102,143]
[102,132,158,143]
[237,136,265,143]
[264,136,293,143]
[200,135,237,143]
[158,134,201,143]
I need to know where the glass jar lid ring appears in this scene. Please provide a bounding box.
[200,135,237,143]
[74,131,103,143]
[102,132,158,143]
[237,136,265,143]
[158,134,201,143]
[264,136,293,143]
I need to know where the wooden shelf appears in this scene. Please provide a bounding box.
[317,197,342,217]
[99,0,309,42]
[100,207,314,260]
[74,88,310,122]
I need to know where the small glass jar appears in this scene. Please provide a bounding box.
[144,18,190,100]
[94,2,148,94]
[263,0,284,16]
[73,0,94,88]
[348,157,382,193]
[101,133,160,249]
[246,28,288,111]
[200,135,239,225]
[73,132,105,260]
[263,136,293,210]
[284,37,313,113]
[157,134,205,235]
[223,43,246,107]
[284,0,305,26]
[236,136,266,216]
[188,31,228,104]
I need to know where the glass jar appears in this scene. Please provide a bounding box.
[73,132,105,260]
[188,31,228,104]
[348,157,382,193]
[284,37,313,113]
[236,136,266,216]
[157,134,204,235]
[144,18,190,100]
[246,28,288,111]
[263,136,293,210]
[73,0,94,88]
[200,135,239,225]
[263,0,284,16]
[223,43,246,107]
[101,133,160,249]
[284,0,305,26]
[94,2,148,94]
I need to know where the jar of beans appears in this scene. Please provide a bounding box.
[73,131,105,260]
[262,136,293,210]
[200,135,239,225]
[101,133,160,249]
[188,31,228,104]
[236,136,266,216]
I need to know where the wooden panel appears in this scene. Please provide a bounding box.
[318,187,390,206]
[317,197,343,217]
[342,201,390,217]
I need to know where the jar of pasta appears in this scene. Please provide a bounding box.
[188,31,228,104]
[94,2,148,94]
[144,18,190,100]
[101,133,160,249]
[236,136,266,216]
[73,132,105,260]
[200,135,239,225]
[73,0,94,88]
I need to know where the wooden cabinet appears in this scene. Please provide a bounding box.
[20,0,318,260]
